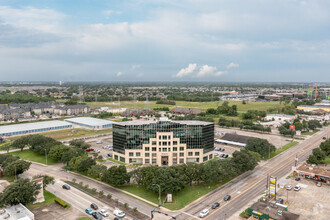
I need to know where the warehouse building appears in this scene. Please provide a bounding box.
[112,117,214,166]
[0,120,72,137]
[297,105,330,112]
[64,117,113,130]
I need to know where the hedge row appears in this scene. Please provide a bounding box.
[55,197,69,208]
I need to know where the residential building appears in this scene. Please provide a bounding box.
[112,118,214,166]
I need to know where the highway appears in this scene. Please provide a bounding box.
[175,126,330,220]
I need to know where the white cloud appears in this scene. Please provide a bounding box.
[197,65,227,77]
[227,62,239,69]
[131,65,141,70]
[116,71,123,77]
[174,63,197,78]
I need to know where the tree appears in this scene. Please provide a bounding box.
[200,160,221,184]
[182,163,201,186]
[11,136,29,151]
[62,148,86,165]
[0,178,40,207]
[87,164,107,178]
[0,142,12,153]
[232,150,258,173]
[206,108,217,115]
[69,140,91,150]
[308,120,322,130]
[320,139,330,156]
[3,160,31,176]
[148,167,186,193]
[245,137,276,158]
[307,155,319,164]
[293,121,303,131]
[76,157,96,172]
[312,148,326,162]
[48,145,70,162]
[102,165,130,186]
[32,175,55,189]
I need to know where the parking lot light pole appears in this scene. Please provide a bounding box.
[153,184,161,207]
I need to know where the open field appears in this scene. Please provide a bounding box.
[265,141,298,159]
[7,128,112,141]
[7,150,58,165]
[86,101,284,113]
[119,179,230,210]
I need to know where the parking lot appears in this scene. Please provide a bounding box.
[275,177,330,220]
[215,127,291,149]
[214,142,239,158]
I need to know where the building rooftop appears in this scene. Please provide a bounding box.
[296,163,330,178]
[116,119,213,126]
[65,117,113,126]
[220,133,251,144]
[0,203,34,220]
[0,120,72,135]
[250,201,299,220]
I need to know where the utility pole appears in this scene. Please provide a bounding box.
[152,184,161,207]
[44,149,48,165]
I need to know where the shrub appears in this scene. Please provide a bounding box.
[124,203,129,208]
[72,178,76,183]
[79,181,83,186]
[92,188,97,193]
[107,194,112,199]
[55,197,69,208]
[99,190,104,197]
[84,184,89,189]
[133,207,138,212]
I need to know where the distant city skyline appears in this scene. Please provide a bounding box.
[0,0,329,82]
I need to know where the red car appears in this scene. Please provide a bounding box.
[86,148,94,152]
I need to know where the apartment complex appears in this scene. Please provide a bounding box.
[112,118,214,166]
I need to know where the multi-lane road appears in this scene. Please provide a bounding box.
[175,126,330,220]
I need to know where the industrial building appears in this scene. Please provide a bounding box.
[248,201,299,220]
[112,118,214,166]
[216,133,251,147]
[297,105,330,112]
[0,120,72,137]
[64,117,113,130]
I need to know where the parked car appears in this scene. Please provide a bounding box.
[62,184,70,190]
[92,150,100,153]
[211,202,220,209]
[92,212,102,220]
[96,140,102,144]
[214,152,219,156]
[102,146,108,149]
[221,148,225,152]
[85,208,93,215]
[113,208,125,218]
[295,177,301,181]
[323,137,326,140]
[286,185,292,190]
[215,147,219,151]
[223,154,229,158]
[316,181,322,187]
[86,148,94,152]
[276,198,284,204]
[294,185,301,191]
[91,203,98,210]
[220,154,225,157]
[99,209,109,217]
[107,153,112,157]
[199,209,209,218]
[224,195,231,201]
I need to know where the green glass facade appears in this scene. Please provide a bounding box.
[113,120,214,154]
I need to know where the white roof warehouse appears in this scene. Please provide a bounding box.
[0,120,72,137]
[64,117,113,130]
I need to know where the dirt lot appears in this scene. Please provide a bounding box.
[275,177,330,220]
[215,126,292,149]
[32,203,84,220]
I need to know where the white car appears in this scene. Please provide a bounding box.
[286,185,292,190]
[99,209,109,217]
[294,185,301,191]
[113,208,125,218]
[92,150,100,153]
[96,140,102,144]
[199,209,209,218]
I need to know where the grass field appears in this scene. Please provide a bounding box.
[7,150,58,165]
[264,141,298,160]
[323,156,330,164]
[302,129,320,135]
[8,128,112,141]
[86,101,284,113]
[119,179,230,210]
[27,190,56,210]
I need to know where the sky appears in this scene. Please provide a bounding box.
[0,0,329,82]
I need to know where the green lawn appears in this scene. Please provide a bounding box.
[119,179,230,210]
[78,218,92,220]
[7,150,58,165]
[107,157,125,165]
[302,129,320,135]
[264,141,298,160]
[322,156,330,164]
[87,101,283,113]
[27,190,56,210]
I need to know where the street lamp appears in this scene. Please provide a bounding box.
[152,184,161,207]
[44,149,48,165]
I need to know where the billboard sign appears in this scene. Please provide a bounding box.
[269,176,277,197]
[289,125,295,130]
